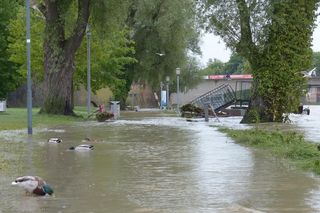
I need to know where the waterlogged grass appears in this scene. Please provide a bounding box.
[220,128,320,175]
[0,107,88,130]
[0,156,9,170]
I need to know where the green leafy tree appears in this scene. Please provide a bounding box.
[199,54,251,76]
[74,28,137,103]
[199,0,319,123]
[0,0,21,99]
[200,58,225,75]
[28,0,132,115]
[223,54,248,74]
[127,0,201,91]
[8,6,45,83]
[8,1,136,113]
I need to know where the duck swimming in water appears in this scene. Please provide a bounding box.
[11,176,54,196]
[81,137,92,143]
[81,137,99,143]
[48,138,62,143]
[68,144,94,151]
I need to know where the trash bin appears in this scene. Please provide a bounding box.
[110,101,120,119]
[0,100,6,112]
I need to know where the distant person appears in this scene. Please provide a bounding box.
[225,73,231,80]
[303,107,310,115]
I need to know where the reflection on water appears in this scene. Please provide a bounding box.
[0,107,320,212]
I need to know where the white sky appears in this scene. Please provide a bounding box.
[200,15,320,65]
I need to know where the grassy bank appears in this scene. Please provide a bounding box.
[220,128,320,175]
[0,107,88,130]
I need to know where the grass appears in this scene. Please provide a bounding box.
[220,127,320,175]
[0,106,89,130]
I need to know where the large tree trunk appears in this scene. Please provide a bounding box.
[40,0,90,115]
[240,81,272,123]
[41,52,75,115]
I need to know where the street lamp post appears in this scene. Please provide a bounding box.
[176,68,181,113]
[26,0,32,134]
[166,76,170,109]
[86,24,91,115]
[160,81,164,109]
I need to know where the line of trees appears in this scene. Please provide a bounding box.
[1,0,201,113]
[200,52,320,76]
[1,0,319,123]
[199,54,252,75]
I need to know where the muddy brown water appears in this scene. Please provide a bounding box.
[0,107,320,213]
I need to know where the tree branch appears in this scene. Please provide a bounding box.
[65,0,90,56]
[236,0,257,61]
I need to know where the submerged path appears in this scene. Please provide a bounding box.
[0,108,320,212]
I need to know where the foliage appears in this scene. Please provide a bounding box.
[224,54,251,74]
[220,128,320,175]
[200,58,224,75]
[35,0,136,115]
[180,103,203,117]
[95,112,114,122]
[198,0,319,123]
[128,0,201,90]
[7,3,136,107]
[7,6,45,83]
[74,28,137,95]
[199,53,251,75]
[255,3,313,122]
[0,0,21,99]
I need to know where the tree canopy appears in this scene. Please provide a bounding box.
[0,0,21,99]
[199,54,251,75]
[128,0,201,88]
[4,0,201,113]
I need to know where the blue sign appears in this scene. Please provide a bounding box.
[161,90,167,107]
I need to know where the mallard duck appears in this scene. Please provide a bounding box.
[81,137,99,143]
[68,144,94,151]
[81,137,92,143]
[11,176,54,196]
[48,138,62,143]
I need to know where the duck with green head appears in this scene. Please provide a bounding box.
[11,176,54,196]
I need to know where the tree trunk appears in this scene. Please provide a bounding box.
[40,0,90,115]
[240,81,272,123]
[41,52,75,115]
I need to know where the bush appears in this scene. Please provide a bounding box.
[96,112,114,122]
[180,104,203,117]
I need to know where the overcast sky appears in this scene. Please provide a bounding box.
[200,16,320,65]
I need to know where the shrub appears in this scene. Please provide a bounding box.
[96,112,114,122]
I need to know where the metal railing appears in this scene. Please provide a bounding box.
[189,84,236,111]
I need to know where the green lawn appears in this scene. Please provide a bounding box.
[0,107,89,130]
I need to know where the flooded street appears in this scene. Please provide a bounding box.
[1,107,320,213]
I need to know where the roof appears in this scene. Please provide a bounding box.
[203,74,253,80]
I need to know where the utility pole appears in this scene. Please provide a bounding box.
[176,68,181,113]
[166,76,170,109]
[26,0,32,134]
[86,24,91,115]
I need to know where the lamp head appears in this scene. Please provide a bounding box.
[176,68,181,75]
[86,24,91,36]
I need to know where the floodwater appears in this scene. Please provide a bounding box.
[0,107,320,213]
